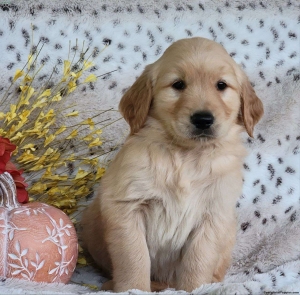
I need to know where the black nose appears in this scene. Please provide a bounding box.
[190,111,214,130]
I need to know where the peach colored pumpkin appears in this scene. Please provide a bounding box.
[0,172,78,283]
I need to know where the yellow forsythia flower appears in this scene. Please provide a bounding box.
[21,144,36,151]
[5,105,17,123]
[29,183,48,194]
[66,130,78,139]
[74,179,86,186]
[90,158,99,166]
[84,129,102,139]
[71,70,83,79]
[63,60,71,77]
[74,186,90,196]
[84,74,97,83]
[54,126,66,135]
[28,164,45,171]
[42,169,68,181]
[82,118,94,130]
[82,284,98,291]
[83,158,98,166]
[75,168,89,180]
[50,152,60,162]
[96,167,105,180]
[19,110,31,123]
[44,118,56,129]
[13,69,24,82]
[17,150,39,164]
[68,80,77,93]
[32,97,47,109]
[27,54,34,70]
[38,89,51,99]
[44,134,55,147]
[44,147,55,155]
[10,132,24,141]
[67,154,75,161]
[83,60,94,70]
[77,257,87,265]
[43,109,55,120]
[52,93,62,101]
[20,86,35,102]
[23,74,33,83]
[18,86,35,108]
[47,187,61,195]
[94,129,103,135]
[41,167,51,178]
[66,111,79,117]
[88,138,102,147]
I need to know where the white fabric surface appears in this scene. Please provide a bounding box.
[0,0,299,293]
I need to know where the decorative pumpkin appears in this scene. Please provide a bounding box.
[0,172,78,283]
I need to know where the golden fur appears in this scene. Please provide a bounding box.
[81,37,264,292]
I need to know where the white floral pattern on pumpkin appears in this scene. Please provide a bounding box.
[6,206,76,282]
[0,212,26,240]
[8,241,45,280]
[42,216,75,281]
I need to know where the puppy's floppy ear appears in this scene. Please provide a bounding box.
[238,70,264,137]
[119,65,153,135]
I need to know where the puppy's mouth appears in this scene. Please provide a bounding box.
[170,118,218,144]
[189,127,216,140]
[173,124,217,142]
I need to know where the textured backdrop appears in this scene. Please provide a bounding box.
[0,0,300,294]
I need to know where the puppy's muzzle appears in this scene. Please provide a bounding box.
[190,111,214,130]
[189,111,215,139]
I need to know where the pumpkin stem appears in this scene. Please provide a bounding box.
[0,172,21,209]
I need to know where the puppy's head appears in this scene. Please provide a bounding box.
[119,37,263,142]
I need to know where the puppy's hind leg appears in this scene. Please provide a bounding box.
[176,225,220,292]
[105,207,151,292]
[212,224,236,282]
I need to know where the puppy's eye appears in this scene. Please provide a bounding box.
[216,81,227,91]
[172,80,186,90]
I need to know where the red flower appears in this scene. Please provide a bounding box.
[0,137,29,203]
[0,137,16,172]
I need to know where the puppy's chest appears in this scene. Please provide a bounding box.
[142,150,239,263]
[151,151,213,200]
[144,155,217,254]
[143,194,201,262]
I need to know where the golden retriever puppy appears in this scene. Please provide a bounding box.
[81,37,263,292]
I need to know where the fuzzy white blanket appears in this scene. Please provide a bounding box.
[0,0,299,294]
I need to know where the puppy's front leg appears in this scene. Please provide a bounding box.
[105,208,151,292]
[176,226,219,292]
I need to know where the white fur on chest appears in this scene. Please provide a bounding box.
[141,146,243,280]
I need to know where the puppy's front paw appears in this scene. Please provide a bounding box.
[151,281,172,292]
[114,282,151,292]
[101,280,113,291]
